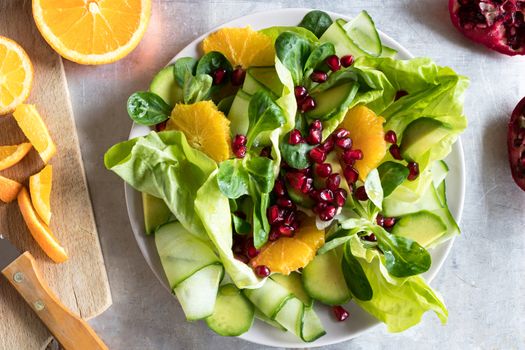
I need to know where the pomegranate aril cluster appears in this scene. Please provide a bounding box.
[232,134,247,158]
[267,178,301,241]
[385,129,420,181]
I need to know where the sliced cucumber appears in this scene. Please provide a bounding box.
[302,250,352,305]
[380,46,398,58]
[320,20,368,58]
[432,160,449,187]
[174,264,223,321]
[391,210,447,248]
[301,305,326,342]
[228,89,251,136]
[254,309,287,331]
[271,272,312,307]
[306,82,359,120]
[205,284,254,336]
[342,11,382,57]
[400,118,451,162]
[155,222,219,288]
[243,278,293,318]
[149,65,182,107]
[247,67,284,96]
[217,95,235,115]
[142,192,172,234]
[274,297,304,337]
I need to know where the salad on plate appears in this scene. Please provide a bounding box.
[104,9,468,343]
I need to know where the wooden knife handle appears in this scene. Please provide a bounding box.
[1,252,108,350]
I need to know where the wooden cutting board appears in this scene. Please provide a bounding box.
[0,1,111,349]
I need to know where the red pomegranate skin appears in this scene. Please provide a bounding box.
[508,96,525,191]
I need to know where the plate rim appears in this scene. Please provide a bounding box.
[123,7,466,348]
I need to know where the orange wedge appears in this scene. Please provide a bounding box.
[0,175,22,203]
[12,104,56,164]
[0,36,33,115]
[32,0,151,65]
[0,143,32,171]
[17,187,67,263]
[339,105,387,181]
[30,164,53,225]
[202,27,275,68]
[166,101,231,162]
[249,217,325,275]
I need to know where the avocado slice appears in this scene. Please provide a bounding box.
[149,65,183,107]
[306,82,358,121]
[228,89,252,136]
[399,118,451,162]
[142,192,173,234]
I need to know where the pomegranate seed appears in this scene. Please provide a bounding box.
[283,210,296,225]
[289,129,304,145]
[231,67,246,86]
[407,162,420,181]
[260,146,272,157]
[384,130,397,144]
[299,96,316,113]
[395,90,408,100]
[376,214,384,226]
[301,177,314,194]
[307,129,322,145]
[389,144,403,160]
[363,233,377,242]
[321,137,335,153]
[333,128,349,139]
[273,179,286,196]
[233,134,247,148]
[286,172,307,190]
[309,147,327,163]
[355,186,368,201]
[319,205,337,221]
[269,228,280,241]
[325,55,341,71]
[383,217,396,228]
[235,254,249,263]
[312,202,327,214]
[309,189,319,201]
[277,197,294,209]
[212,68,227,85]
[343,166,359,184]
[311,120,323,130]
[254,265,271,277]
[318,189,334,203]
[336,137,352,149]
[343,149,363,161]
[332,305,350,321]
[247,246,259,258]
[298,167,312,176]
[267,205,283,225]
[278,224,295,236]
[294,86,307,99]
[316,163,332,177]
[326,173,341,191]
[310,70,328,83]
[234,145,247,158]
[334,188,347,207]
[155,121,167,132]
[340,55,354,67]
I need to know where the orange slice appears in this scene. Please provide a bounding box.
[339,105,387,181]
[17,187,67,263]
[0,143,32,171]
[29,164,53,225]
[0,175,22,203]
[0,36,33,115]
[250,217,325,275]
[12,104,56,164]
[202,27,275,68]
[32,0,151,65]
[166,101,231,162]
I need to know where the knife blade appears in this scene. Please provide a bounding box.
[0,234,108,350]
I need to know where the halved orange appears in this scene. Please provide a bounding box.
[202,27,275,68]
[12,104,56,164]
[249,217,325,275]
[30,164,53,226]
[0,36,33,115]
[166,101,231,162]
[32,0,151,65]
[339,105,387,181]
[17,187,67,263]
[0,175,22,203]
[0,143,32,171]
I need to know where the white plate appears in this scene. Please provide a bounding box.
[124,8,465,348]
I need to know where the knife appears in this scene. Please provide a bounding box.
[0,234,108,350]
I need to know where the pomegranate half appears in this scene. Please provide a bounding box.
[508,96,525,191]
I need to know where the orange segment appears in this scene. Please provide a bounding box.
[30,164,53,226]
[250,217,325,275]
[339,105,387,181]
[0,175,22,203]
[166,101,231,162]
[12,104,56,164]
[0,36,33,115]
[202,27,275,68]
[17,187,67,263]
[0,143,32,171]
[32,0,151,65]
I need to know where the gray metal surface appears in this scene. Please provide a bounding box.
[0,234,21,272]
[62,0,525,349]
